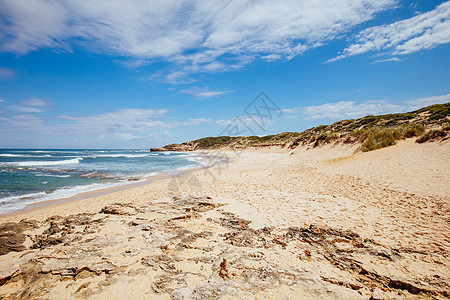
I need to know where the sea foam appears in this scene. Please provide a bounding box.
[0,158,82,167]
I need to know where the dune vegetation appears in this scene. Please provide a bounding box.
[152,103,449,152]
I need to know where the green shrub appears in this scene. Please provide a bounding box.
[324,133,339,143]
[311,125,327,132]
[355,116,379,127]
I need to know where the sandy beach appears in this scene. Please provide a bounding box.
[2,0,449,298]
[0,139,449,299]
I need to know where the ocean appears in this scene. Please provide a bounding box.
[0,149,202,215]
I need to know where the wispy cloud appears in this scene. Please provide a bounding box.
[298,101,401,120]
[329,1,450,62]
[1,104,227,142]
[180,86,233,99]
[0,0,397,80]
[22,97,49,107]
[405,93,450,110]
[1,107,168,136]
[0,67,15,80]
[16,97,51,113]
[148,130,172,142]
[55,108,169,135]
[261,54,283,62]
[16,107,43,113]
[283,94,450,120]
[371,57,402,64]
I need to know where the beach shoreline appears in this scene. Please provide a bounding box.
[0,139,448,298]
[0,166,203,219]
[0,151,228,219]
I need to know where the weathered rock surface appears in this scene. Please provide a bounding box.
[0,197,448,299]
[0,220,37,255]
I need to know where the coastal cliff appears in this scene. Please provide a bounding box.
[151,103,449,152]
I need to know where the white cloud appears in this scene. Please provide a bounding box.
[182,118,214,126]
[0,67,15,80]
[108,132,139,141]
[22,97,49,107]
[329,1,450,61]
[261,54,282,62]
[8,113,47,130]
[148,130,172,141]
[301,101,402,120]
[406,93,450,110]
[0,0,396,79]
[180,86,233,99]
[0,107,169,136]
[1,105,224,138]
[283,94,450,120]
[16,97,51,113]
[371,57,401,64]
[56,108,169,135]
[16,106,43,113]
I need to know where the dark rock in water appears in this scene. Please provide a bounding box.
[127,178,140,181]
[149,148,166,151]
[77,172,117,179]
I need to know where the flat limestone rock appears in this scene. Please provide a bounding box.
[0,196,448,299]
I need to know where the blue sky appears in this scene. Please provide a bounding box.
[0,0,449,148]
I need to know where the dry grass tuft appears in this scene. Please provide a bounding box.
[360,124,425,152]
[416,129,447,143]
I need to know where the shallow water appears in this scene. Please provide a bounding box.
[0,149,201,214]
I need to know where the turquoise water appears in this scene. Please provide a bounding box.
[0,149,201,214]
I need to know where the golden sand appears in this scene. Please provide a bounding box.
[0,139,448,299]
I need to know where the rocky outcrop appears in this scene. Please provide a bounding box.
[151,141,198,152]
[0,220,37,255]
[77,172,118,179]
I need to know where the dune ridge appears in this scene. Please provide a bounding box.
[152,103,449,152]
